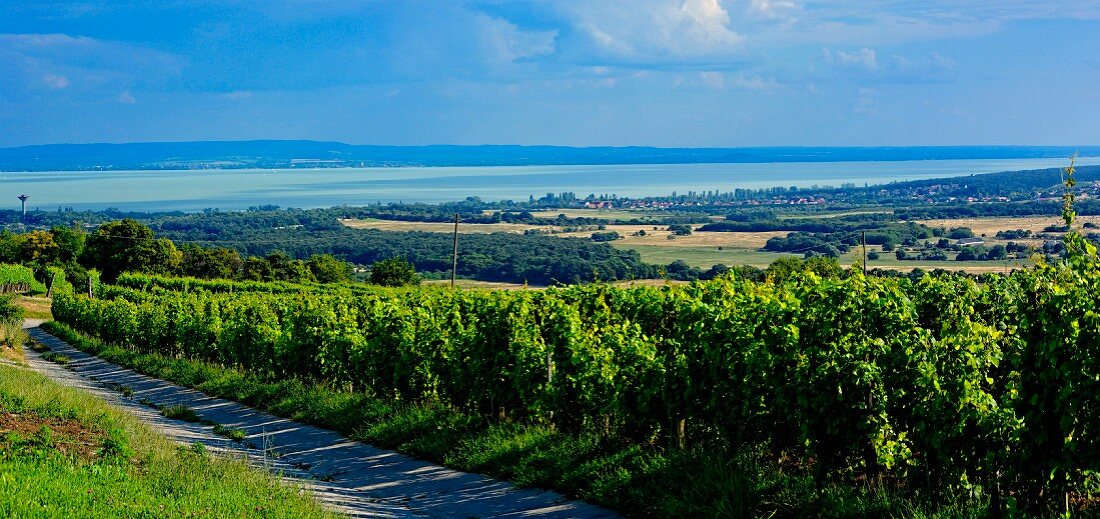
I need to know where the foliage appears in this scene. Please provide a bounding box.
[82,219,181,282]
[0,295,22,324]
[368,257,420,287]
[667,224,693,236]
[590,231,620,242]
[306,253,353,283]
[0,263,47,294]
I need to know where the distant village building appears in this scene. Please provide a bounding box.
[584,201,613,209]
[957,237,985,246]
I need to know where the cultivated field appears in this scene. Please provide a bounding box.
[423,279,533,290]
[914,215,1100,235]
[344,215,1069,273]
[341,218,541,234]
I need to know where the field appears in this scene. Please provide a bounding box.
[422,279,533,289]
[341,218,540,234]
[914,215,1100,236]
[343,216,1056,273]
[525,208,669,220]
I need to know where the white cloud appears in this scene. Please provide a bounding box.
[477,14,557,63]
[824,47,878,69]
[116,91,136,104]
[548,0,745,66]
[748,0,799,21]
[42,73,70,89]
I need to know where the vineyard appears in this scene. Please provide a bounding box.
[0,263,46,294]
[49,239,1100,515]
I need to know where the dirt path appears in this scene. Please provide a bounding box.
[20,321,619,519]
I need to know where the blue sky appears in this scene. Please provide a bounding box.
[1,1,1098,147]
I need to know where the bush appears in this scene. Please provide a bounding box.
[946,227,974,239]
[369,257,420,287]
[590,231,621,242]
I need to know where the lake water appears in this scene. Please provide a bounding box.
[3,157,1098,212]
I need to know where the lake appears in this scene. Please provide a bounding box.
[3,157,1098,212]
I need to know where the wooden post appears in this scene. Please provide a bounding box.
[451,213,460,288]
[46,271,56,298]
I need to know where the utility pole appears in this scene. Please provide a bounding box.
[451,213,459,288]
[862,231,868,275]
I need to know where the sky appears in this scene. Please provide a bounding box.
[1,1,1098,148]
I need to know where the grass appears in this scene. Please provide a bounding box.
[103,382,134,398]
[526,208,660,220]
[12,295,53,320]
[342,218,542,234]
[913,215,1100,236]
[0,362,340,518]
[41,320,993,518]
[159,404,202,423]
[40,351,72,366]
[212,424,247,442]
[0,320,27,364]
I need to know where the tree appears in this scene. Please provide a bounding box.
[369,257,420,287]
[181,245,243,280]
[803,256,842,278]
[765,256,804,282]
[590,231,620,242]
[82,219,181,282]
[241,257,274,281]
[265,251,315,283]
[667,224,693,236]
[18,231,59,264]
[986,244,1008,261]
[307,254,353,283]
[50,225,86,265]
[947,227,975,239]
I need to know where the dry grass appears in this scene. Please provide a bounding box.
[526,208,658,220]
[914,215,1100,236]
[0,321,27,364]
[555,225,786,249]
[422,279,536,290]
[13,296,52,320]
[341,218,541,234]
[342,219,783,250]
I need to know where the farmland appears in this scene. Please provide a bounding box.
[342,214,1057,273]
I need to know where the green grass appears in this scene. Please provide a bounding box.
[40,351,72,365]
[212,424,247,442]
[0,362,339,518]
[40,320,993,518]
[159,404,201,423]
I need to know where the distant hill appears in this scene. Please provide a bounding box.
[0,140,1097,171]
